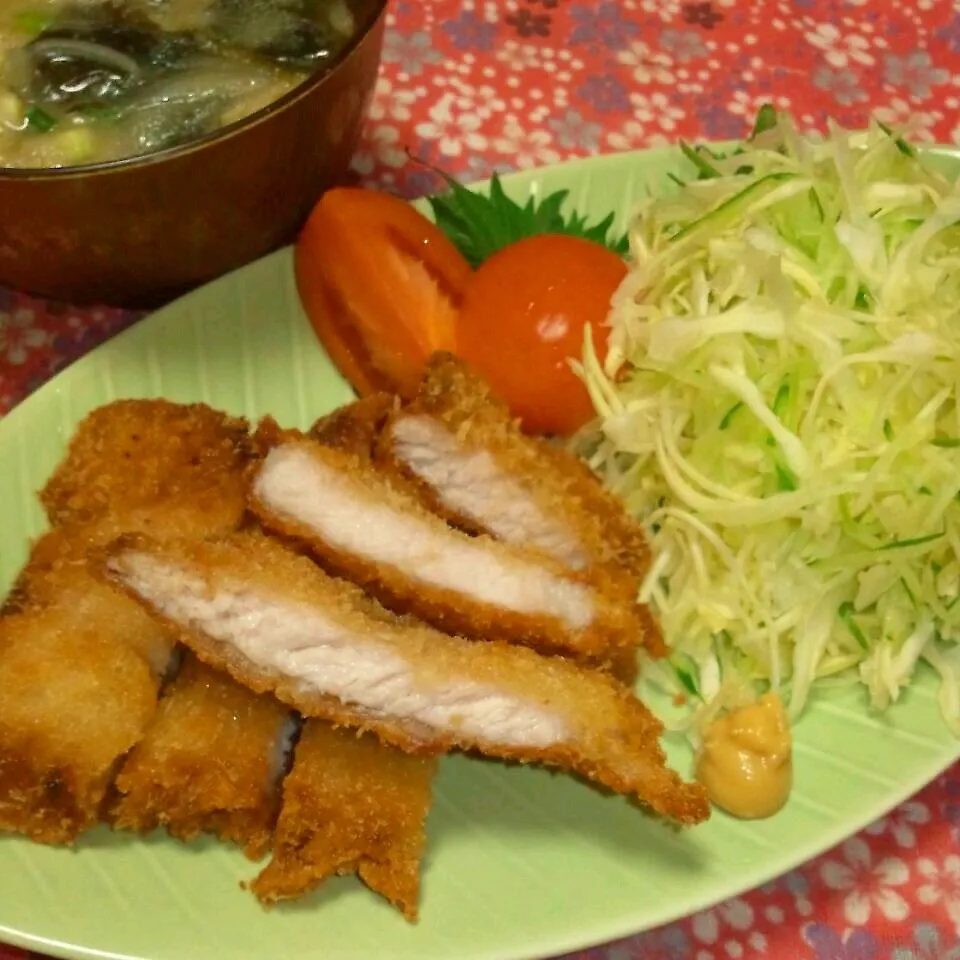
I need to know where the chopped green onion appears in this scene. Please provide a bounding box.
[13,10,52,35]
[25,106,56,133]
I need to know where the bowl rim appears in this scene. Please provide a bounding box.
[0,0,389,182]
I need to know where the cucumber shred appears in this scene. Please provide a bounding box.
[580,109,960,735]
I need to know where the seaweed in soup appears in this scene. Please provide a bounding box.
[122,59,282,150]
[42,2,162,61]
[4,2,209,125]
[11,2,159,106]
[211,0,353,70]
[128,95,224,152]
[146,32,205,71]
[0,0,360,167]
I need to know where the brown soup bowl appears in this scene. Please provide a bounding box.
[0,0,388,308]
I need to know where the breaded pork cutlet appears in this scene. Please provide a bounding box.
[103,532,709,825]
[378,352,667,670]
[0,399,252,845]
[248,430,644,674]
[0,518,179,844]
[110,655,295,859]
[380,353,651,581]
[253,720,436,920]
[9,398,251,646]
[4,496,255,667]
[300,392,647,684]
[0,607,160,844]
[256,406,439,918]
[3,521,173,673]
[40,398,250,527]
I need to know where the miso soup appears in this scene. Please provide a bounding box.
[0,0,360,168]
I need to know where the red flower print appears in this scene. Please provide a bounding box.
[682,2,723,29]
[505,8,551,38]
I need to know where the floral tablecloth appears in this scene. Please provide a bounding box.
[3,2,960,958]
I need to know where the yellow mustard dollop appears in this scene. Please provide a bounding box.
[695,692,793,820]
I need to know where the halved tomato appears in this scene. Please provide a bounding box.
[295,188,472,398]
[455,233,628,437]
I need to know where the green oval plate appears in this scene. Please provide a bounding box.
[1,148,959,960]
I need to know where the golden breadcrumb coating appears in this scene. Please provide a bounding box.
[378,352,666,674]
[40,399,249,527]
[0,399,253,845]
[249,435,644,674]
[103,532,709,826]
[111,655,292,859]
[387,353,653,583]
[0,607,159,844]
[252,720,436,920]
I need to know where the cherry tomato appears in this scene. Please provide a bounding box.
[454,233,627,436]
[295,188,472,398]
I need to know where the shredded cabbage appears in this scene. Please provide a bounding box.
[578,112,960,737]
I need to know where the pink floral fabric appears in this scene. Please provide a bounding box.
[3,1,960,957]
